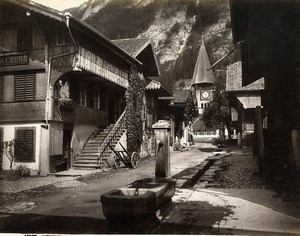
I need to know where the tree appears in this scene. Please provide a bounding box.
[202,88,231,141]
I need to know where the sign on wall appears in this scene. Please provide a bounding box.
[0,53,29,67]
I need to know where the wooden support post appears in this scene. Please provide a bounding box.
[255,106,264,180]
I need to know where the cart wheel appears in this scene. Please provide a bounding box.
[113,157,121,170]
[130,152,138,169]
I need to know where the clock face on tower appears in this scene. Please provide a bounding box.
[200,90,211,100]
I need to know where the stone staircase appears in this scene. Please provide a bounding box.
[73,112,126,170]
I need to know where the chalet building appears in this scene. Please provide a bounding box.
[0,0,153,175]
[230,0,300,186]
[191,39,216,136]
[225,61,265,146]
[112,38,170,156]
[144,79,173,132]
[168,90,195,146]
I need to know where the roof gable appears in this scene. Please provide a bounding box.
[112,38,150,57]
[112,38,160,77]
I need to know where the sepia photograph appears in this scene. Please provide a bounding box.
[0,0,299,235]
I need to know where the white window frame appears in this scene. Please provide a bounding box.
[93,87,101,109]
[79,83,87,106]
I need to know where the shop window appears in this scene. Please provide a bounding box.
[14,73,36,101]
[56,24,71,45]
[15,127,35,162]
[93,87,101,109]
[79,83,87,106]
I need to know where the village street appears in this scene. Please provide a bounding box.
[1,139,300,235]
[0,142,212,234]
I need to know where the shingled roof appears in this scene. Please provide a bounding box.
[172,90,192,104]
[226,61,264,92]
[112,38,160,77]
[112,38,151,57]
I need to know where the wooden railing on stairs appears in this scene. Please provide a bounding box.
[97,110,126,168]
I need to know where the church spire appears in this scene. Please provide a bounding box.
[191,38,215,86]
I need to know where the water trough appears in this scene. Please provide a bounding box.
[100,120,174,233]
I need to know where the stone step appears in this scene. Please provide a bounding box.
[75,159,99,164]
[95,134,122,140]
[73,163,99,169]
[76,155,99,160]
[81,149,98,153]
[78,154,99,158]
[73,166,99,170]
[85,143,100,146]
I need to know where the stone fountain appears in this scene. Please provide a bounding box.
[100,120,176,233]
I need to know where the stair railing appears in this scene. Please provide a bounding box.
[97,110,126,168]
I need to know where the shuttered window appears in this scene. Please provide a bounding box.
[14,74,36,101]
[15,128,35,162]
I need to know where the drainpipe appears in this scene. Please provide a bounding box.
[44,13,78,127]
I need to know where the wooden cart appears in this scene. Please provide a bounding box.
[108,143,138,169]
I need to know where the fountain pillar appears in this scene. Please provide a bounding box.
[152,120,170,178]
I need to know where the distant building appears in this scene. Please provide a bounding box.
[225,61,264,146]
[169,90,195,146]
[191,39,216,135]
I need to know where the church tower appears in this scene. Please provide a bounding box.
[191,39,215,114]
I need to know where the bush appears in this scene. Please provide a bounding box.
[14,165,31,177]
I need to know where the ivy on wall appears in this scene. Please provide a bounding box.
[125,65,145,157]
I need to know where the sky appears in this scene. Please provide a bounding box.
[32,0,87,11]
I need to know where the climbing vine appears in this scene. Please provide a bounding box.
[125,66,145,157]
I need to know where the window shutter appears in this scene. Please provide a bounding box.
[15,74,25,101]
[25,74,35,100]
[15,128,34,162]
[15,74,35,101]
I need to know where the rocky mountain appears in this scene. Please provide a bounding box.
[67,0,236,90]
